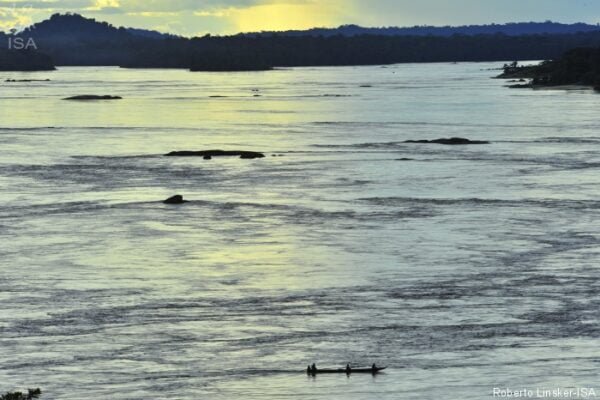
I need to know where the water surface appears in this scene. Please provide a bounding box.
[1,64,599,399]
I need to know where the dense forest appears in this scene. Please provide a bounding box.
[125,32,600,70]
[0,49,55,71]
[2,14,600,71]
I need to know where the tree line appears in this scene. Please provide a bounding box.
[2,13,600,71]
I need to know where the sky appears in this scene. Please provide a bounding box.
[1,0,600,36]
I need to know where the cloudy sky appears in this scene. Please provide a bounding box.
[1,0,600,36]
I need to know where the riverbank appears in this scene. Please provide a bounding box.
[496,48,600,92]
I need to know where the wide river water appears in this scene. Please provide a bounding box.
[1,64,599,399]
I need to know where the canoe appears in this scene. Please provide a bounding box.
[307,367,386,374]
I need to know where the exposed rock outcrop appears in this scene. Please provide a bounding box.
[163,195,187,205]
[404,137,489,145]
[63,95,122,100]
[165,150,265,159]
[5,79,51,82]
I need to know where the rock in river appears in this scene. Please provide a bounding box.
[165,150,265,159]
[63,95,122,100]
[163,195,187,205]
[6,79,51,82]
[404,137,489,145]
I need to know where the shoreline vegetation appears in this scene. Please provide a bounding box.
[3,14,600,71]
[497,47,600,91]
[0,49,55,71]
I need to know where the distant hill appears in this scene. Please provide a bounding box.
[125,27,177,40]
[22,13,174,40]
[15,14,161,66]
[244,22,600,38]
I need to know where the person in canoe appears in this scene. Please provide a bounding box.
[372,363,377,371]
[311,363,317,374]
[346,364,351,373]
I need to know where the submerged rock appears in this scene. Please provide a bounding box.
[507,83,532,89]
[0,388,42,400]
[240,152,264,159]
[163,195,187,205]
[405,137,489,145]
[63,95,122,100]
[165,150,266,159]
